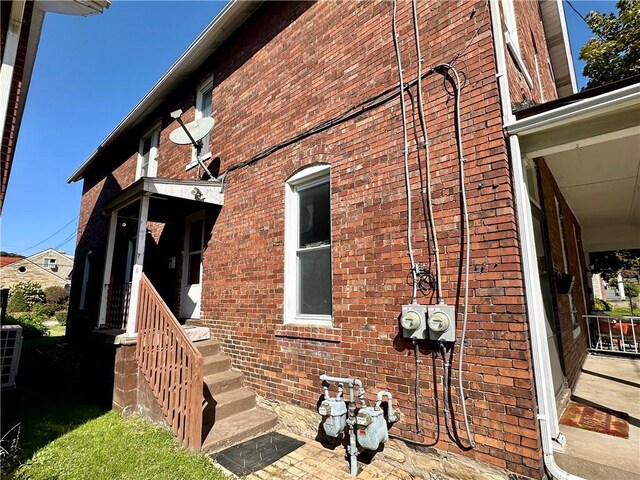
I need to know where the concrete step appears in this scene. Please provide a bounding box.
[203,354,231,376]
[204,369,243,395]
[195,338,221,357]
[201,407,278,453]
[184,318,205,327]
[203,387,256,425]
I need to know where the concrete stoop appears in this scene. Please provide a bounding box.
[194,337,278,453]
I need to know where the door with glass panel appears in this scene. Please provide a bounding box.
[180,212,205,319]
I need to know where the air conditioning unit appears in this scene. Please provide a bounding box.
[1,325,23,389]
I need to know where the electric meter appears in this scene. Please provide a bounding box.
[427,304,456,342]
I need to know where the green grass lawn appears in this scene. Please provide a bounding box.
[12,412,225,480]
[1,325,226,479]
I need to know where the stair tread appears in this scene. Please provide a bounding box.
[202,408,278,453]
[204,369,243,384]
[195,338,221,350]
[204,353,230,364]
[213,386,255,406]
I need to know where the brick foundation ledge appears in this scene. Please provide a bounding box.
[257,396,530,480]
[274,325,341,343]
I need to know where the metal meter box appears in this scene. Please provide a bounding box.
[427,304,456,342]
[318,398,347,437]
[355,406,388,451]
[400,304,427,340]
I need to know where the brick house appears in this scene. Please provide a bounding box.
[0,248,73,290]
[65,1,639,478]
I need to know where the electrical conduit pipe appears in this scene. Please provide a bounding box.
[488,2,584,478]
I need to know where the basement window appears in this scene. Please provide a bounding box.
[284,165,332,325]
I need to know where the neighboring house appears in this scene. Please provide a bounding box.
[64,1,639,479]
[0,0,110,213]
[0,248,73,290]
[0,255,22,267]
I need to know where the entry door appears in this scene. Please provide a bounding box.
[532,207,565,395]
[180,213,205,319]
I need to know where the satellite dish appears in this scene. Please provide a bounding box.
[169,117,215,145]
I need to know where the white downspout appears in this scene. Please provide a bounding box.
[488,2,584,479]
[0,1,25,150]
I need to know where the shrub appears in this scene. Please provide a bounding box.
[9,282,46,311]
[44,286,69,305]
[32,303,61,318]
[2,313,48,339]
[54,310,68,326]
[594,298,612,312]
[6,290,28,313]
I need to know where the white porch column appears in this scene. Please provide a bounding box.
[98,210,118,327]
[617,273,626,300]
[126,195,150,335]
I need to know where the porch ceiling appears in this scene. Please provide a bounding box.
[543,134,640,253]
[512,82,640,253]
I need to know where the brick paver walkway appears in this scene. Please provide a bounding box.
[217,430,412,480]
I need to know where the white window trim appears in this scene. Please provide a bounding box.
[136,122,161,180]
[501,0,533,90]
[188,75,214,170]
[284,164,332,326]
[43,257,56,268]
[79,254,91,311]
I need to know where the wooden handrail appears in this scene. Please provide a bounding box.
[135,273,204,450]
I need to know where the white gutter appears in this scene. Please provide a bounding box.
[489,2,584,479]
[67,0,262,183]
[507,82,640,135]
[0,1,26,153]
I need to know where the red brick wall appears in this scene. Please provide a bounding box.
[72,2,544,477]
[536,159,588,388]
[504,0,557,109]
[0,0,35,212]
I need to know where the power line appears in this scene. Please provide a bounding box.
[17,216,79,254]
[564,0,607,42]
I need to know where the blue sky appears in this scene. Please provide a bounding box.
[0,0,617,257]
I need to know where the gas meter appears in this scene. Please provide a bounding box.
[355,406,388,451]
[318,398,347,438]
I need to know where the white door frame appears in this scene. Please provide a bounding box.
[180,211,205,319]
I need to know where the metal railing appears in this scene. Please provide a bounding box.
[584,315,640,356]
[104,283,132,329]
[135,273,204,451]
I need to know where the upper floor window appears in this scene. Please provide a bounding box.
[501,0,533,90]
[43,258,56,269]
[284,165,332,325]
[189,76,213,168]
[136,125,160,180]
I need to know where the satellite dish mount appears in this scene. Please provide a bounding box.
[169,109,217,181]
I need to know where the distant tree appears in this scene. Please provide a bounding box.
[0,251,24,258]
[624,281,639,314]
[579,0,640,88]
[6,290,28,313]
[44,286,69,305]
[590,249,640,280]
[8,281,46,311]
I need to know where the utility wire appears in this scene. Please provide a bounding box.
[564,0,606,42]
[393,0,418,304]
[16,216,78,254]
[412,0,443,304]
